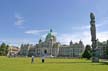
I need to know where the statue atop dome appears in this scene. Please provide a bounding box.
[50,29,52,33]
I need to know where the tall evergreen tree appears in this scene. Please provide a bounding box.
[106,40,108,55]
[82,45,92,59]
[0,43,9,56]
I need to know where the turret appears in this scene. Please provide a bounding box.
[39,39,42,44]
[70,40,73,46]
[79,40,84,48]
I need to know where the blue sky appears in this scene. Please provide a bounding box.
[0,0,108,47]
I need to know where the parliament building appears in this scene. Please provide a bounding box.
[19,29,85,57]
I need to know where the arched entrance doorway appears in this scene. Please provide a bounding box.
[44,49,47,54]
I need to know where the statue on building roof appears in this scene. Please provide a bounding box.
[50,29,52,33]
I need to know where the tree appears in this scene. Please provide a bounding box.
[106,40,108,56]
[6,45,9,55]
[0,42,9,56]
[82,45,92,59]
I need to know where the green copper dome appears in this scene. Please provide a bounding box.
[45,29,56,42]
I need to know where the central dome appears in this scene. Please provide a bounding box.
[45,29,56,43]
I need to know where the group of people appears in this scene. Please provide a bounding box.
[31,55,45,64]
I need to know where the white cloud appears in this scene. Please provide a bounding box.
[25,29,48,35]
[72,25,89,30]
[14,14,24,26]
[57,30,108,46]
[97,31,108,42]
[1,31,108,47]
[0,38,36,47]
[72,22,107,31]
[97,17,108,27]
[72,17,108,31]
[41,33,47,39]
[57,31,91,45]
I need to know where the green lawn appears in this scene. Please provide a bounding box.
[0,56,108,71]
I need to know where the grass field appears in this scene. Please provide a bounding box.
[0,56,108,71]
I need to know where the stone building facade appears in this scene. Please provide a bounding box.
[19,29,85,57]
[97,40,108,58]
[7,46,20,57]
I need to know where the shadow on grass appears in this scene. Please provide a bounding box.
[99,62,108,65]
[45,62,92,64]
[44,60,107,65]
